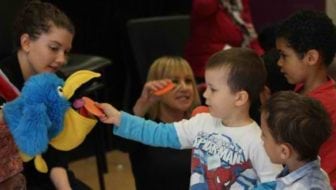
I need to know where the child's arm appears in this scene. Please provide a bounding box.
[115,112,181,148]
[133,79,171,116]
[253,181,276,190]
[97,103,182,149]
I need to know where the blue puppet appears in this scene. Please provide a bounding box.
[2,70,100,172]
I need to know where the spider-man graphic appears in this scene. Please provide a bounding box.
[191,155,252,190]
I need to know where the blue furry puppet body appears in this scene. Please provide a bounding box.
[3,73,70,157]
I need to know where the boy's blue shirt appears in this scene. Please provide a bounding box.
[275,159,332,190]
[253,181,276,190]
[113,111,181,149]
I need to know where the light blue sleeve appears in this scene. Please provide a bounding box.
[113,111,182,149]
[253,181,276,190]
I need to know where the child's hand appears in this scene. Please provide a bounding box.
[96,103,121,125]
[260,86,271,105]
[133,79,172,116]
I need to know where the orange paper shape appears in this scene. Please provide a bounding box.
[153,82,175,96]
[191,106,209,117]
[82,97,105,117]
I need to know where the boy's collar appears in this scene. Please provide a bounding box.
[276,159,320,185]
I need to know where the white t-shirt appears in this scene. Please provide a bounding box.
[174,113,282,189]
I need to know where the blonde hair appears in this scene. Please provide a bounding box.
[147,56,201,119]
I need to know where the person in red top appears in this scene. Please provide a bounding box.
[276,10,336,188]
[184,0,263,82]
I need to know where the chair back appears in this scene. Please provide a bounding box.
[127,15,190,84]
[0,0,24,59]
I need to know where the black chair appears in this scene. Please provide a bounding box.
[127,15,190,84]
[124,15,190,111]
[0,0,24,59]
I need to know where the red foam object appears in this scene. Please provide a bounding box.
[191,106,209,116]
[153,82,175,96]
[82,96,105,117]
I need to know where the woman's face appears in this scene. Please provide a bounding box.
[160,72,195,114]
[23,24,73,75]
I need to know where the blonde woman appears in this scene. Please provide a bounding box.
[131,56,200,190]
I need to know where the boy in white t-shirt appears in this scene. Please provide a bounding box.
[98,48,282,189]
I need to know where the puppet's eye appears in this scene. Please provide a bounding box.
[57,86,64,96]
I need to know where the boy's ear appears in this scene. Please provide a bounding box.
[234,90,248,106]
[304,49,320,66]
[20,33,31,53]
[279,143,291,160]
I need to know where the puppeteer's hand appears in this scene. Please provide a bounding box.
[96,103,121,125]
[0,109,5,125]
[133,79,172,116]
[50,167,72,190]
[260,85,271,105]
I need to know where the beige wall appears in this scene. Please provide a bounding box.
[326,0,336,25]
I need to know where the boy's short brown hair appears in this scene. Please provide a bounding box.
[206,48,266,103]
[262,91,332,161]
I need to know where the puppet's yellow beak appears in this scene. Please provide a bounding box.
[62,70,101,99]
[50,70,100,151]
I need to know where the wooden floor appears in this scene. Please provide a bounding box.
[69,150,135,190]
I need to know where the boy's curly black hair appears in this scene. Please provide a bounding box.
[276,10,336,66]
